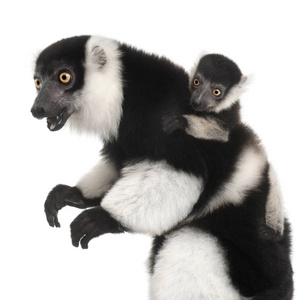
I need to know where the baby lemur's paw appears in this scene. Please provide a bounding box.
[162,114,187,134]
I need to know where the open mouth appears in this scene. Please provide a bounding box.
[47,108,69,131]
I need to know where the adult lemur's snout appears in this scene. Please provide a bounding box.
[31,105,46,119]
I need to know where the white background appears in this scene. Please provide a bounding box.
[1,0,298,299]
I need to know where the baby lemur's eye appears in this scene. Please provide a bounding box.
[59,72,71,84]
[34,78,41,89]
[213,89,221,96]
[193,78,200,86]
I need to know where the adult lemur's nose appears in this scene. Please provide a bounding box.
[31,105,46,119]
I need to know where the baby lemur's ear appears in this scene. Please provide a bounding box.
[239,75,248,86]
[238,74,255,90]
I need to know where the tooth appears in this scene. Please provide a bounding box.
[56,116,59,120]
[50,123,56,130]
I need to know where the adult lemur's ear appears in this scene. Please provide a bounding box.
[91,45,107,69]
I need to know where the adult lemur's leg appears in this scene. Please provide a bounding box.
[70,160,204,248]
[45,159,119,227]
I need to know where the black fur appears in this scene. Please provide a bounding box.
[190,136,293,299]
[151,123,293,299]
[45,185,102,227]
[197,53,242,88]
[160,53,293,298]
[149,235,166,274]
[32,37,293,299]
[35,36,89,92]
[102,42,208,175]
[70,207,127,249]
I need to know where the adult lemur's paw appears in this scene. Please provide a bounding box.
[44,184,85,227]
[70,208,126,249]
[162,114,188,134]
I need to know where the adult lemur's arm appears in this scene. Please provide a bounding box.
[70,160,203,248]
[45,158,203,249]
[45,158,118,227]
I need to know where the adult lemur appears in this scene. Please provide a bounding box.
[31,36,293,299]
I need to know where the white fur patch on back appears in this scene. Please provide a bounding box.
[76,158,119,199]
[266,164,284,234]
[150,227,248,300]
[101,160,203,236]
[68,36,123,141]
[183,114,229,142]
[201,144,267,216]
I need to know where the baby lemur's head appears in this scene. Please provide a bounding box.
[190,54,246,113]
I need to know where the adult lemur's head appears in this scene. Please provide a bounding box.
[31,36,123,141]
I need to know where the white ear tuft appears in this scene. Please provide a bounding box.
[243,73,255,84]
[238,74,254,93]
[91,45,107,68]
[239,75,247,85]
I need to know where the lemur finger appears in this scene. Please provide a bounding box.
[44,201,59,227]
[53,216,61,228]
[45,209,60,227]
[70,212,92,247]
[79,232,96,249]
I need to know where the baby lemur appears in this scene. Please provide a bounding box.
[163,53,246,142]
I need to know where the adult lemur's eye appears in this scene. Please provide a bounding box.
[193,78,200,86]
[59,72,71,84]
[35,78,41,89]
[213,89,221,96]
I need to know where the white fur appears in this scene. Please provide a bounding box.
[183,114,229,142]
[101,160,203,236]
[266,164,284,234]
[211,75,248,113]
[201,144,267,216]
[69,36,123,141]
[76,159,119,199]
[150,227,248,300]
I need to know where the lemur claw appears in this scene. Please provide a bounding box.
[44,184,86,227]
[71,208,126,249]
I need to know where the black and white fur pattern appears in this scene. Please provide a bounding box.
[31,37,293,299]
[161,54,293,299]
[165,54,285,232]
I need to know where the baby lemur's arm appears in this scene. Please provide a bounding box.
[184,115,229,142]
[163,114,229,142]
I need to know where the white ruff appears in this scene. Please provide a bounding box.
[101,160,203,235]
[150,227,248,300]
[68,36,123,141]
[77,159,119,199]
[211,75,248,113]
